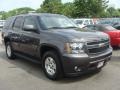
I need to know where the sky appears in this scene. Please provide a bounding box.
[0,0,120,11]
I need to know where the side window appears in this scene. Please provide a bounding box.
[13,17,24,30]
[76,20,83,24]
[88,26,95,30]
[90,20,93,24]
[84,20,89,25]
[94,26,102,31]
[23,16,37,30]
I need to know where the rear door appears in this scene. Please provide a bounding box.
[9,16,24,52]
[2,17,15,42]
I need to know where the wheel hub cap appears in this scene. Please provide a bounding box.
[7,45,11,57]
[45,57,56,76]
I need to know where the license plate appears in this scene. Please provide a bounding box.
[97,61,104,68]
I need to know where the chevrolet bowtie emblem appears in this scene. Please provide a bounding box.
[99,43,105,47]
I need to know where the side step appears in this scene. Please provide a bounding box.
[14,52,41,64]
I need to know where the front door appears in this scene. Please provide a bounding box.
[20,16,40,58]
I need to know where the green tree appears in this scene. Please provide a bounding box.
[107,7,120,17]
[74,0,108,18]
[100,10,110,18]
[107,7,115,17]
[0,11,7,20]
[6,7,34,18]
[40,0,63,14]
[61,2,75,17]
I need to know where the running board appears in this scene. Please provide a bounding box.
[14,52,41,64]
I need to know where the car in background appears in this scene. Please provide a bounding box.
[98,18,113,25]
[98,18,120,26]
[84,24,120,47]
[74,18,94,28]
[0,20,5,31]
[113,24,120,30]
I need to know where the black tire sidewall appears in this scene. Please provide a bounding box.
[5,42,15,59]
[42,51,63,80]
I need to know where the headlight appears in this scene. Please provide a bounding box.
[64,42,85,54]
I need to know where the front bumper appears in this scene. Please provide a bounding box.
[61,48,112,76]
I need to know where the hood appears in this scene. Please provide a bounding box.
[49,28,109,42]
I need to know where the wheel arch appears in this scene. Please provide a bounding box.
[4,37,11,45]
[40,44,62,59]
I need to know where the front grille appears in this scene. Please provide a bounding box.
[87,39,109,45]
[87,39,109,54]
[88,44,109,53]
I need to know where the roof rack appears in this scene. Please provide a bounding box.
[28,11,36,14]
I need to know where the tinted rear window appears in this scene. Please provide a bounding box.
[76,20,83,24]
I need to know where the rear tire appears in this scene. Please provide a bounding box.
[42,51,63,80]
[5,42,15,59]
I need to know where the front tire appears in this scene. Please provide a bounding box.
[5,42,15,59]
[42,51,63,80]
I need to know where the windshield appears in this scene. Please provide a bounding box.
[39,15,77,29]
[104,26,116,31]
[76,20,83,24]
[90,20,94,24]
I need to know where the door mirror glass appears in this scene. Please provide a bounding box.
[23,16,39,33]
[23,25,37,32]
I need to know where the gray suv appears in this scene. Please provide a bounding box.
[2,13,112,80]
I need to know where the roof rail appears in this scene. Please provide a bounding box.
[28,11,36,14]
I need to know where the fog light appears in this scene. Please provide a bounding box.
[74,66,81,72]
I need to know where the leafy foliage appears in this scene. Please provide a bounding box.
[61,2,75,17]
[73,0,108,17]
[0,7,34,19]
[0,0,120,19]
[39,0,63,14]
[107,7,120,17]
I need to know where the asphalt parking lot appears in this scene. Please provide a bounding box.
[0,44,120,90]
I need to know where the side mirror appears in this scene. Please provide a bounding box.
[23,25,38,32]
